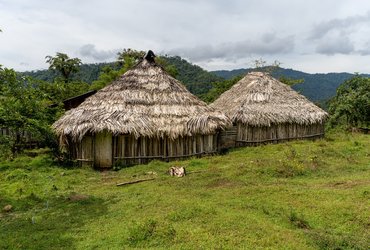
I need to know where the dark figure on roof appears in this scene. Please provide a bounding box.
[144,50,156,63]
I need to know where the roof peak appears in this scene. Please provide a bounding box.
[144,50,156,63]
[248,71,269,77]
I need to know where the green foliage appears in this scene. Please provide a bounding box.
[89,50,180,91]
[278,75,304,86]
[117,48,145,67]
[156,56,178,78]
[201,75,243,103]
[24,54,223,98]
[45,52,82,82]
[37,79,90,104]
[329,74,370,128]
[90,49,147,90]
[0,66,76,159]
[89,66,126,90]
[0,66,54,157]
[23,62,117,84]
[163,56,223,96]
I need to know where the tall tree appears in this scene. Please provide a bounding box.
[329,74,370,127]
[45,53,81,82]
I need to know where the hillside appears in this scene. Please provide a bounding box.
[23,62,118,84]
[22,56,222,96]
[212,68,361,104]
[1,131,369,249]
[163,56,223,95]
[23,58,364,105]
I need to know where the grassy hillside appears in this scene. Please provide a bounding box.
[1,131,369,249]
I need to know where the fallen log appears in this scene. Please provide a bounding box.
[116,178,155,187]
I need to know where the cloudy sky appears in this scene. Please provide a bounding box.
[1,0,370,73]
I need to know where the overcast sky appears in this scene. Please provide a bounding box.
[1,0,370,73]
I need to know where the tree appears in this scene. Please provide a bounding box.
[117,48,145,67]
[45,53,82,82]
[201,75,243,103]
[156,56,178,78]
[89,65,125,90]
[278,76,304,86]
[328,74,370,128]
[252,59,281,74]
[0,66,56,158]
[90,49,179,90]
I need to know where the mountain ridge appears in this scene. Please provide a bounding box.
[21,57,363,107]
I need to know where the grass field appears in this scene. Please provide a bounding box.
[0,131,369,249]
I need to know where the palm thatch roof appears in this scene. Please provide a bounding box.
[53,52,230,142]
[211,72,328,126]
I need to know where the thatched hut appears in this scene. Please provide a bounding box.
[53,51,230,168]
[211,72,328,148]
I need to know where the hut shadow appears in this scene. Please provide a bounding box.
[0,194,107,249]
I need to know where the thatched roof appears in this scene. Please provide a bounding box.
[211,72,328,126]
[53,52,230,142]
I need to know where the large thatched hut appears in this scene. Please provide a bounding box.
[211,72,328,148]
[53,51,230,168]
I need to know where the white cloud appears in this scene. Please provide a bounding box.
[1,0,370,73]
[78,44,118,61]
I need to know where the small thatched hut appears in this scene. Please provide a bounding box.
[211,72,328,148]
[53,51,230,168]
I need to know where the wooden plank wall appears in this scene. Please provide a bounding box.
[76,136,94,167]
[94,132,112,168]
[233,123,325,147]
[219,126,237,149]
[76,133,218,167]
[114,134,217,166]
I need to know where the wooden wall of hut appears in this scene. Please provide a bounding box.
[74,133,218,168]
[218,126,237,149]
[233,122,325,147]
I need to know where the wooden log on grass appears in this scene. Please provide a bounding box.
[116,178,155,187]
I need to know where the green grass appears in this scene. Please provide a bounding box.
[1,131,369,249]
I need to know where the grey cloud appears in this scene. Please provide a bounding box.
[357,41,370,55]
[309,12,370,40]
[169,34,295,62]
[78,44,118,61]
[315,36,354,55]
